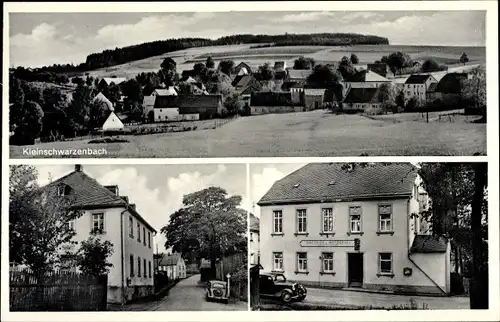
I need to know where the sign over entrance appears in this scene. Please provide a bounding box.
[300,240,355,247]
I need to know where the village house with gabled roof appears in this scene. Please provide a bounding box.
[345,70,391,89]
[154,94,223,121]
[92,92,114,111]
[287,69,313,83]
[156,253,187,280]
[258,163,450,296]
[41,165,157,304]
[404,74,438,105]
[342,87,384,114]
[427,73,468,104]
[100,77,127,86]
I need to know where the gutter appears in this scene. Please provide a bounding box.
[258,192,412,206]
[406,199,448,296]
[120,209,127,305]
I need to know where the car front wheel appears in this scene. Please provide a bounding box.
[281,291,293,303]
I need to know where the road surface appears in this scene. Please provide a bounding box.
[299,287,470,309]
[109,274,247,311]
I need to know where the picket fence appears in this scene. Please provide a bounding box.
[9,269,107,311]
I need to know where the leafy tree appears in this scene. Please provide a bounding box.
[67,84,94,131]
[206,56,215,69]
[218,60,235,76]
[9,78,25,129]
[387,52,412,75]
[85,76,94,87]
[9,165,82,277]
[460,52,469,65]
[395,90,405,109]
[72,77,84,86]
[378,83,399,110]
[405,96,420,111]
[421,59,443,73]
[380,56,389,64]
[13,101,44,144]
[258,63,275,81]
[22,83,45,106]
[307,64,344,88]
[293,56,315,70]
[77,237,114,276]
[224,93,242,116]
[461,66,486,112]
[121,79,143,109]
[88,98,111,130]
[193,62,207,76]
[350,53,359,64]
[160,57,177,86]
[160,187,247,275]
[103,83,122,107]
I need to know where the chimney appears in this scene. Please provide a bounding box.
[75,165,82,172]
[104,185,119,196]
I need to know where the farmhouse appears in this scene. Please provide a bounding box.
[154,94,223,121]
[287,69,314,82]
[92,92,114,111]
[367,63,391,78]
[342,87,383,114]
[102,111,124,131]
[42,165,157,304]
[157,253,187,280]
[427,73,468,104]
[258,163,451,296]
[304,88,325,110]
[100,77,127,86]
[250,214,260,265]
[404,74,438,105]
[232,75,259,92]
[345,70,391,89]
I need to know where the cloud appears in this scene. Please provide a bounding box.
[250,167,288,218]
[281,11,336,22]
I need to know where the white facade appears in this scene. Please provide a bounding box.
[250,230,260,265]
[259,176,450,295]
[404,76,438,105]
[102,112,124,130]
[153,108,200,122]
[158,255,187,279]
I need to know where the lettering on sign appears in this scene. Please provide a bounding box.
[300,240,355,247]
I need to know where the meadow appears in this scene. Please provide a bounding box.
[87,44,485,79]
[12,110,486,158]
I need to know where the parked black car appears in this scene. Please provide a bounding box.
[259,272,307,303]
[205,280,229,304]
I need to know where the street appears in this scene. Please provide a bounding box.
[298,287,470,309]
[109,274,247,311]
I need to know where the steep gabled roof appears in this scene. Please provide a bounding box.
[102,77,127,85]
[258,163,417,206]
[411,235,448,253]
[343,87,382,104]
[250,213,259,232]
[154,94,222,109]
[159,253,183,266]
[345,70,390,83]
[154,87,178,96]
[43,167,156,233]
[92,92,114,111]
[405,74,435,84]
[232,75,254,88]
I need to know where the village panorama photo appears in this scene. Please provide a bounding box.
[7,9,487,158]
[8,164,249,311]
[248,162,489,310]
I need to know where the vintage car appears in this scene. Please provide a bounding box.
[205,280,229,304]
[259,272,307,303]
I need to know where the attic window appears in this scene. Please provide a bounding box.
[293,184,300,188]
[57,185,70,196]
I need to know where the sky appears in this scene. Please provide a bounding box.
[9,10,486,67]
[250,163,306,218]
[33,164,248,253]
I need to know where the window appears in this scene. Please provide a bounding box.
[322,253,334,273]
[148,231,151,248]
[67,219,75,231]
[296,209,307,233]
[129,217,134,238]
[273,210,283,234]
[379,253,393,275]
[130,254,134,277]
[250,232,254,242]
[273,252,283,271]
[149,261,152,278]
[322,208,334,233]
[92,213,104,232]
[143,259,147,277]
[57,185,67,196]
[138,257,141,276]
[349,206,362,233]
[378,205,393,232]
[137,223,141,242]
[143,228,146,246]
[297,252,308,272]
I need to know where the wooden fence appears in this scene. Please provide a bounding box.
[9,270,107,311]
[215,253,248,301]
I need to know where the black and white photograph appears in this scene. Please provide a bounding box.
[7,10,487,158]
[8,163,248,311]
[249,162,488,310]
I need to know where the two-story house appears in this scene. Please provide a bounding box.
[250,213,260,265]
[157,253,187,280]
[44,165,157,304]
[258,163,451,296]
[404,74,438,106]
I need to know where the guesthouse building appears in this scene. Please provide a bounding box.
[258,163,451,296]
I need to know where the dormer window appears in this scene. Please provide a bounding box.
[57,184,70,196]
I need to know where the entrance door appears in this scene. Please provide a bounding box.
[315,101,319,109]
[348,253,364,287]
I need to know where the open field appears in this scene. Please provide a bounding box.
[11,110,486,158]
[86,44,485,79]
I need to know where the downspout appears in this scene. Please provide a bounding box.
[120,209,127,305]
[406,199,448,296]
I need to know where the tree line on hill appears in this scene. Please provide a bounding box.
[10,33,388,83]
